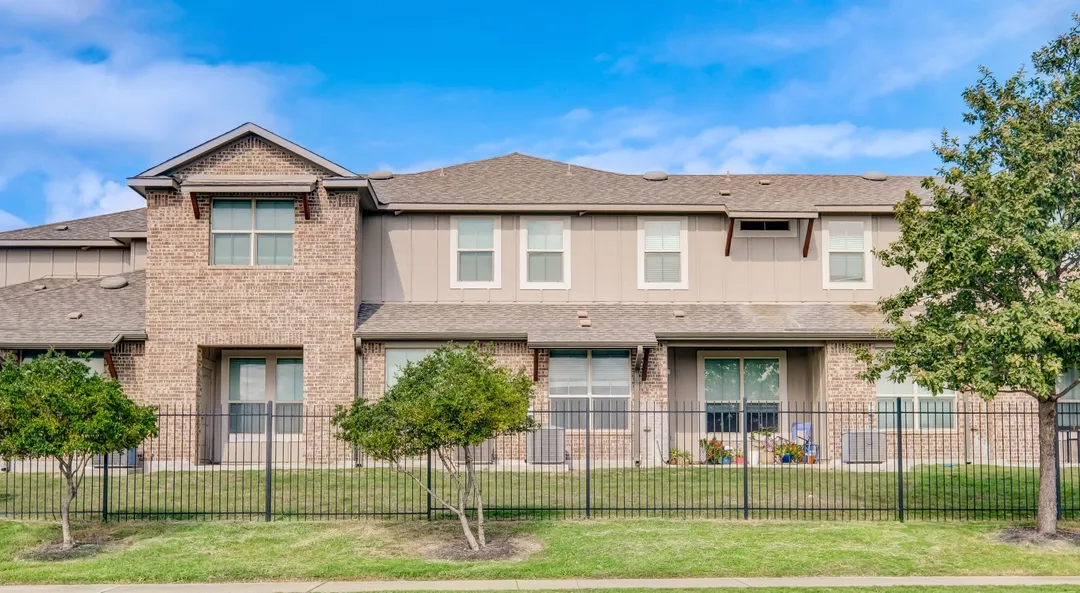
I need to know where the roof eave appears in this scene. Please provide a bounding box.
[0,240,123,247]
[370,202,730,214]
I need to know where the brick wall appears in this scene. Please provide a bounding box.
[143,135,358,462]
[112,341,148,404]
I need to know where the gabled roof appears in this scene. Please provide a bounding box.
[0,208,146,246]
[367,153,929,212]
[134,122,355,178]
[356,302,887,345]
[0,271,146,348]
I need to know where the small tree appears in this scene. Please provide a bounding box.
[860,19,1080,536]
[333,343,534,550]
[0,351,158,549]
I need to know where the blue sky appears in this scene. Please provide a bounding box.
[0,0,1075,229]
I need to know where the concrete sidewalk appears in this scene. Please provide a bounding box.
[3,576,1080,593]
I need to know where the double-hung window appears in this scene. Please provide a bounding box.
[211,199,294,266]
[701,354,784,434]
[875,370,955,430]
[451,216,500,288]
[638,217,688,289]
[385,348,435,390]
[521,217,570,289]
[823,218,872,289]
[228,356,304,435]
[548,350,631,430]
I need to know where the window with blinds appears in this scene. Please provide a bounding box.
[226,356,304,435]
[703,356,782,434]
[522,218,569,288]
[211,199,294,266]
[452,217,500,288]
[875,370,955,430]
[548,349,630,430]
[639,218,687,289]
[825,219,871,288]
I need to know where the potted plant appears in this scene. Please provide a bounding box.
[751,427,777,465]
[775,442,805,464]
[733,449,744,465]
[668,447,693,466]
[699,438,728,465]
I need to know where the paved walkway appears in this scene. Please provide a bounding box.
[3,576,1080,593]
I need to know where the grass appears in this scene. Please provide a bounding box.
[368,590,1080,593]
[1,518,1080,584]
[4,464,1078,521]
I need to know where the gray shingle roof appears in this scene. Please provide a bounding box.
[0,208,146,242]
[368,153,930,211]
[356,302,887,345]
[0,271,146,348]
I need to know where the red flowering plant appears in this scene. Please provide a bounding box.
[699,438,732,464]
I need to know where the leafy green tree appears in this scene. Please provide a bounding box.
[334,343,534,550]
[860,19,1080,536]
[0,351,158,549]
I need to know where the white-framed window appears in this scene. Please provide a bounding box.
[733,219,797,238]
[21,350,106,376]
[520,216,571,289]
[226,356,304,435]
[450,216,501,289]
[637,216,688,290]
[822,218,873,289]
[875,370,955,430]
[211,199,294,266]
[548,349,631,430]
[385,348,435,390]
[698,352,786,434]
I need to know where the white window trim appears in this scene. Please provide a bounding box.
[210,198,295,267]
[876,373,957,432]
[450,215,502,289]
[220,349,304,441]
[548,349,632,431]
[821,216,874,290]
[733,218,798,238]
[520,216,571,290]
[637,216,689,290]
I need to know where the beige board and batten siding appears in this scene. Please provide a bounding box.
[360,213,908,303]
[0,240,146,287]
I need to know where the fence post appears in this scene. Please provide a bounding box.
[101,451,109,523]
[743,405,750,520]
[426,449,433,521]
[265,403,273,522]
[896,396,904,523]
[1055,403,1062,521]
[585,399,591,519]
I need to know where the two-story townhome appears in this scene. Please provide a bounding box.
[2,122,1058,466]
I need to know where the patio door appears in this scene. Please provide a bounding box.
[700,353,786,446]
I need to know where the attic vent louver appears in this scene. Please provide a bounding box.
[55,225,68,231]
[862,171,888,181]
[368,169,393,180]
[68,312,82,320]
[758,179,772,186]
[672,310,686,318]
[643,170,668,181]
[100,276,128,290]
[33,284,46,291]
[719,189,731,196]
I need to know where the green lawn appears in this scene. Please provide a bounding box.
[375,590,1080,593]
[1,519,1079,584]
[3,464,1076,521]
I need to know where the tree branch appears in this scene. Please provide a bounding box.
[390,458,460,514]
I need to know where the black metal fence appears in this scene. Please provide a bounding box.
[2,399,1078,522]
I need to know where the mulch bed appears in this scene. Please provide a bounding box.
[419,533,543,562]
[996,527,1080,548]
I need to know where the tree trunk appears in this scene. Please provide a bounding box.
[456,458,479,551]
[60,471,77,550]
[1037,398,1058,537]
[468,458,486,547]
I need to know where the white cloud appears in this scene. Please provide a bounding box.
[44,170,143,222]
[0,0,104,23]
[0,209,27,231]
[559,108,593,126]
[558,110,935,174]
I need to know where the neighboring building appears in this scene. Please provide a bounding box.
[1,122,1069,465]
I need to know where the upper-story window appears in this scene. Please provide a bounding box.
[211,199,294,266]
[521,217,571,289]
[638,217,688,290]
[823,218,872,289]
[450,216,501,289]
[734,219,797,238]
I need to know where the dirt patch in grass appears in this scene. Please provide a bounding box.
[16,539,120,562]
[995,527,1080,550]
[419,533,543,563]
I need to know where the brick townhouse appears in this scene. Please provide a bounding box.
[1,122,1075,466]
